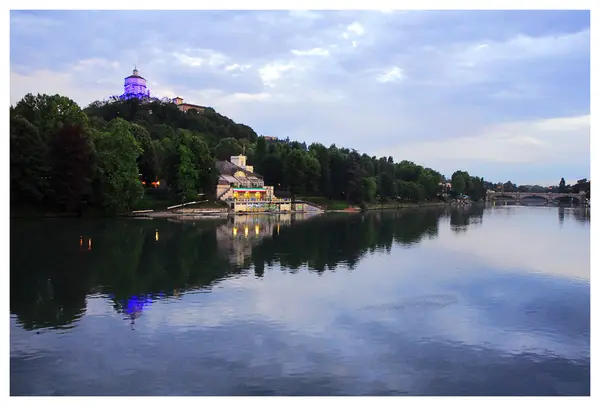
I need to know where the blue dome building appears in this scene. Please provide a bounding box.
[121,66,150,100]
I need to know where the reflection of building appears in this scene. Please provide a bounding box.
[216,155,292,213]
[215,214,293,266]
[115,294,154,329]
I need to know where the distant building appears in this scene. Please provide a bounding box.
[110,67,206,111]
[121,67,151,100]
[172,96,205,113]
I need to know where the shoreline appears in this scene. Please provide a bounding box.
[11,201,452,220]
[17,199,588,220]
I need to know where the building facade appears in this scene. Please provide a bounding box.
[172,96,205,113]
[216,155,292,213]
[121,67,151,99]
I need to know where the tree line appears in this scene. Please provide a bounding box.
[489,178,590,199]
[10,93,585,214]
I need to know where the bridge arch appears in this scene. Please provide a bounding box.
[487,191,587,205]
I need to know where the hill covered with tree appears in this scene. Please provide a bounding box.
[13,93,581,215]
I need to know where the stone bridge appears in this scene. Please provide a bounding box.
[487,191,587,204]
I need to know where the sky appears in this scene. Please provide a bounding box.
[9,9,590,186]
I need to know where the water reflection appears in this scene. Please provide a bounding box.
[110,294,155,329]
[10,206,589,331]
[10,206,590,395]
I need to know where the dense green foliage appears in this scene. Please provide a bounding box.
[10,93,587,214]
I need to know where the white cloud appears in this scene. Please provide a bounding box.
[172,49,227,68]
[459,30,589,66]
[342,22,365,40]
[257,61,298,87]
[383,115,590,165]
[291,47,330,57]
[376,66,404,83]
[226,92,272,102]
[347,22,365,36]
[409,28,590,88]
[224,63,252,72]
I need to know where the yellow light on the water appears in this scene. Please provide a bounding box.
[244,226,249,237]
[255,225,260,235]
[88,238,92,251]
[155,230,159,241]
[277,224,280,234]
[79,236,83,248]
[233,226,238,236]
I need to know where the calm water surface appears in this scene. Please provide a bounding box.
[10,205,590,396]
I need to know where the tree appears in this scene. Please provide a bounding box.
[451,173,466,195]
[417,170,439,199]
[179,130,215,195]
[48,124,95,212]
[260,154,284,189]
[91,118,143,212]
[377,172,397,200]
[176,144,199,201]
[283,149,307,198]
[303,154,322,194]
[360,177,377,203]
[10,115,48,203]
[214,137,242,161]
[255,136,267,165]
[130,123,158,182]
[13,93,88,141]
[559,177,566,193]
[309,143,332,198]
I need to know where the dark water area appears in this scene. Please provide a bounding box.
[10,205,590,396]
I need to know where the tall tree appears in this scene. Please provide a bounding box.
[559,177,566,193]
[48,124,95,212]
[10,115,48,203]
[13,93,88,141]
[283,149,307,198]
[451,171,467,195]
[91,118,143,212]
[214,137,242,161]
[130,123,158,182]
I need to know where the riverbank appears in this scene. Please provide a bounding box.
[11,200,452,219]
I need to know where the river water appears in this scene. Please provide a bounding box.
[10,205,590,396]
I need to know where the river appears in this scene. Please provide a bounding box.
[10,205,590,396]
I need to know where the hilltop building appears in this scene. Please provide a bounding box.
[121,67,151,100]
[115,68,205,112]
[172,97,205,113]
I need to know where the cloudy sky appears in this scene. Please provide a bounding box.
[10,9,590,185]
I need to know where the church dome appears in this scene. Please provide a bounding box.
[122,66,150,99]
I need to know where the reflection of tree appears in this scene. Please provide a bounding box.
[558,207,565,225]
[558,207,590,225]
[251,209,444,273]
[10,220,94,330]
[572,207,591,224]
[11,207,482,331]
[450,205,484,233]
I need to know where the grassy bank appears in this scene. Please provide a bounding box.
[363,199,446,211]
[296,196,350,210]
[298,196,447,212]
